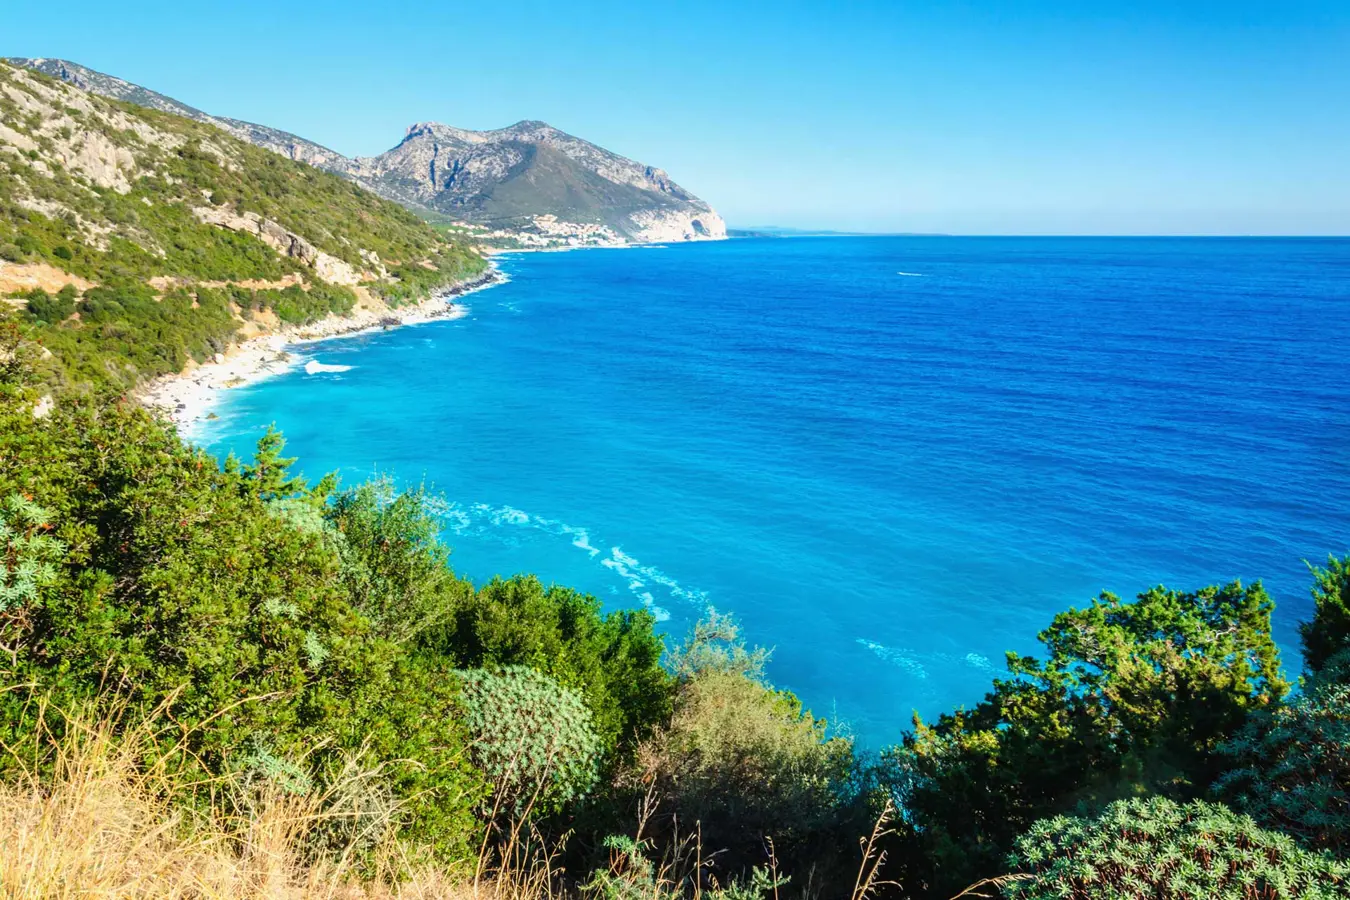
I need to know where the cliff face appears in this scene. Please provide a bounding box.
[349,121,727,243]
[9,59,728,246]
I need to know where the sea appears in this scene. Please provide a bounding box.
[196,236,1350,746]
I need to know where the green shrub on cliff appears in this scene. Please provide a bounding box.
[884,582,1288,894]
[1215,665,1350,856]
[1006,798,1349,899]
[457,666,603,816]
[1302,556,1350,677]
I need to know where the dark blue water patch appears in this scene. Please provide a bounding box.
[198,236,1350,746]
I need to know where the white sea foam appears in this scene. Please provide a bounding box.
[857,638,929,680]
[856,639,998,680]
[431,502,701,622]
[896,271,927,277]
[304,360,353,374]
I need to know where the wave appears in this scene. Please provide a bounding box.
[896,271,927,277]
[857,639,929,680]
[856,639,998,680]
[432,502,708,622]
[304,360,353,374]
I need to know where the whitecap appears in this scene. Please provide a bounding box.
[304,360,353,374]
[896,271,927,277]
[856,638,929,680]
[431,503,699,620]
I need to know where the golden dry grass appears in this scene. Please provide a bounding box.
[0,706,535,900]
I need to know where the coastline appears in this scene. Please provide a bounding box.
[137,267,503,435]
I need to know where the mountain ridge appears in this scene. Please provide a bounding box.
[8,58,726,247]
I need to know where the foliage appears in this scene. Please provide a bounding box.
[0,392,486,862]
[1216,672,1350,856]
[0,494,64,612]
[581,834,786,900]
[26,282,241,391]
[456,666,602,816]
[613,613,860,885]
[0,59,486,394]
[23,284,77,324]
[1005,798,1349,899]
[326,478,470,644]
[1302,556,1350,677]
[885,582,1288,895]
[427,574,673,755]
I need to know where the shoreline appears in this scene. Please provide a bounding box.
[137,267,503,435]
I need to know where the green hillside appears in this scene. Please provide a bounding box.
[0,60,484,392]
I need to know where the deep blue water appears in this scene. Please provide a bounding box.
[198,236,1350,746]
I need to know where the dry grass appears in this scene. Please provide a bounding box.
[0,700,912,900]
[0,703,529,900]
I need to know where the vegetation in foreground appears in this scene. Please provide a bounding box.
[3,322,1348,899]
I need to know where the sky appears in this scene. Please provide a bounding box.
[6,0,1348,234]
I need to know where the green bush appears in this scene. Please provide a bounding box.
[0,494,64,611]
[456,666,602,816]
[1006,798,1349,899]
[0,396,486,863]
[1302,556,1350,677]
[425,574,673,755]
[885,581,1288,894]
[24,285,77,323]
[1216,673,1350,855]
[612,613,860,884]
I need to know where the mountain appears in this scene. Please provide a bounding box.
[346,121,726,244]
[9,58,727,247]
[8,58,351,172]
[0,59,486,392]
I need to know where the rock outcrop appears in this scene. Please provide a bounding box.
[190,207,364,285]
[347,120,727,243]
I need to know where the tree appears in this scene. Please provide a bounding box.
[1302,556,1350,677]
[240,424,307,500]
[886,582,1287,894]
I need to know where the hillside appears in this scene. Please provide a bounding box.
[9,57,354,172]
[0,59,486,393]
[9,58,728,248]
[348,120,727,244]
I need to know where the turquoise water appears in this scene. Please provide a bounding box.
[198,236,1350,745]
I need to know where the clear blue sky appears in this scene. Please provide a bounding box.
[7,1,1348,234]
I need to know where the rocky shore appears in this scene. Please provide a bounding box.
[137,268,502,434]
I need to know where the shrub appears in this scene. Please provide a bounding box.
[885,581,1288,894]
[1216,672,1350,855]
[1005,798,1350,899]
[615,613,859,881]
[456,666,602,816]
[0,242,22,262]
[0,400,485,862]
[0,494,64,611]
[25,287,76,323]
[1302,556,1350,676]
[427,574,673,755]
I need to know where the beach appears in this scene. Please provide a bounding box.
[137,268,502,434]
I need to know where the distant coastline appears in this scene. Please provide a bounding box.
[137,267,503,435]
